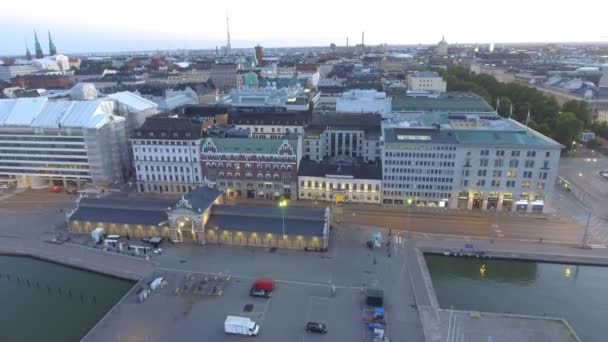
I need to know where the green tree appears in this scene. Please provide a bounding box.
[497,96,513,118]
[586,139,601,150]
[562,100,592,127]
[553,112,584,149]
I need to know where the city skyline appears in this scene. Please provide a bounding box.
[2,0,608,55]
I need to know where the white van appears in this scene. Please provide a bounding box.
[224,315,259,336]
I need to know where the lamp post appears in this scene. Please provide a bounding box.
[279,199,288,241]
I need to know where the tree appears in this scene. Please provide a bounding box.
[497,96,512,118]
[562,100,592,127]
[553,112,584,149]
[586,139,601,150]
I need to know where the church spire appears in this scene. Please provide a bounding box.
[48,30,57,56]
[226,16,231,56]
[25,39,32,61]
[34,30,43,59]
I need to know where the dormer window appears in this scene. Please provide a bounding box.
[149,132,154,137]
[161,132,166,137]
[173,132,179,137]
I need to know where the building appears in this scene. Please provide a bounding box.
[255,44,264,66]
[201,128,301,200]
[406,71,447,93]
[0,97,129,188]
[209,63,242,90]
[131,115,204,193]
[67,186,330,250]
[303,113,381,163]
[10,74,76,89]
[0,64,38,82]
[221,85,318,112]
[436,36,448,56]
[316,77,346,113]
[107,91,159,135]
[228,111,309,138]
[336,89,391,116]
[298,158,382,204]
[391,92,495,114]
[381,112,562,213]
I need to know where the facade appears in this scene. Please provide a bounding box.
[209,63,242,90]
[228,111,308,139]
[298,158,382,204]
[0,98,129,188]
[303,113,381,163]
[336,89,391,116]
[436,36,448,56]
[68,186,330,250]
[406,71,447,93]
[131,116,203,194]
[201,133,301,200]
[381,113,562,212]
[10,74,76,89]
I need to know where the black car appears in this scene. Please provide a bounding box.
[305,322,328,334]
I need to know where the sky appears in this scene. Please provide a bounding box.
[1,0,607,55]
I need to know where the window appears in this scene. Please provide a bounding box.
[476,179,486,186]
[491,180,501,187]
[524,160,535,168]
[511,150,520,157]
[480,150,490,156]
[546,151,550,158]
[538,182,546,190]
[521,181,531,188]
[492,170,502,177]
[523,171,533,179]
[542,161,549,169]
[477,169,487,177]
[526,151,536,158]
[495,150,505,157]
[479,159,489,167]
[507,170,517,178]
[509,160,519,168]
[494,159,504,167]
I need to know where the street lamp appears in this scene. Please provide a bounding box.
[279,199,288,240]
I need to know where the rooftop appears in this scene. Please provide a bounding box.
[134,115,203,140]
[0,97,123,129]
[391,92,494,113]
[206,205,326,236]
[202,136,298,155]
[108,91,158,112]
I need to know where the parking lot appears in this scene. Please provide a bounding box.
[83,226,424,342]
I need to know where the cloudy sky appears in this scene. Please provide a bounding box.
[1,0,607,55]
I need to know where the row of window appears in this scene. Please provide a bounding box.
[138,173,199,183]
[300,191,379,202]
[384,169,455,177]
[386,152,456,159]
[205,162,293,171]
[137,164,199,174]
[300,180,380,192]
[464,170,549,179]
[132,139,197,145]
[478,150,549,158]
[384,191,452,199]
[136,155,198,162]
[463,179,546,190]
[134,147,197,154]
[384,183,453,191]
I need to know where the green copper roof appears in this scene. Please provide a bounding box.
[392,92,494,113]
[454,130,559,147]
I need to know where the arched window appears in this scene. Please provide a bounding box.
[273,174,279,180]
[219,172,224,177]
[257,173,263,179]
[227,172,233,177]
[235,173,241,178]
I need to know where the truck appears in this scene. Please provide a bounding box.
[250,278,275,298]
[224,316,259,336]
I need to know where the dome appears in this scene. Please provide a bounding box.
[69,83,98,100]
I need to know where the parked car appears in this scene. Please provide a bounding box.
[48,186,63,193]
[250,278,274,298]
[305,322,328,334]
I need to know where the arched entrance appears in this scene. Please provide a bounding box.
[176,217,197,242]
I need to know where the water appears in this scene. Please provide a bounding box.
[425,254,608,342]
[0,255,134,342]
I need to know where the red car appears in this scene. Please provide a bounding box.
[48,186,63,193]
[250,278,275,298]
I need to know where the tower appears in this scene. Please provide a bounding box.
[48,30,57,55]
[225,16,231,56]
[255,44,263,66]
[362,31,365,46]
[25,40,32,61]
[346,37,349,47]
[34,30,43,59]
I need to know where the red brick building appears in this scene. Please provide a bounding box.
[11,75,76,89]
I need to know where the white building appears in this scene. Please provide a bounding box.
[0,64,38,82]
[381,113,562,213]
[303,113,382,163]
[131,115,204,194]
[107,91,159,134]
[407,71,447,93]
[0,97,129,188]
[220,85,318,112]
[336,89,391,116]
[298,159,382,204]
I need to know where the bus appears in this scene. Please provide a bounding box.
[557,176,572,192]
